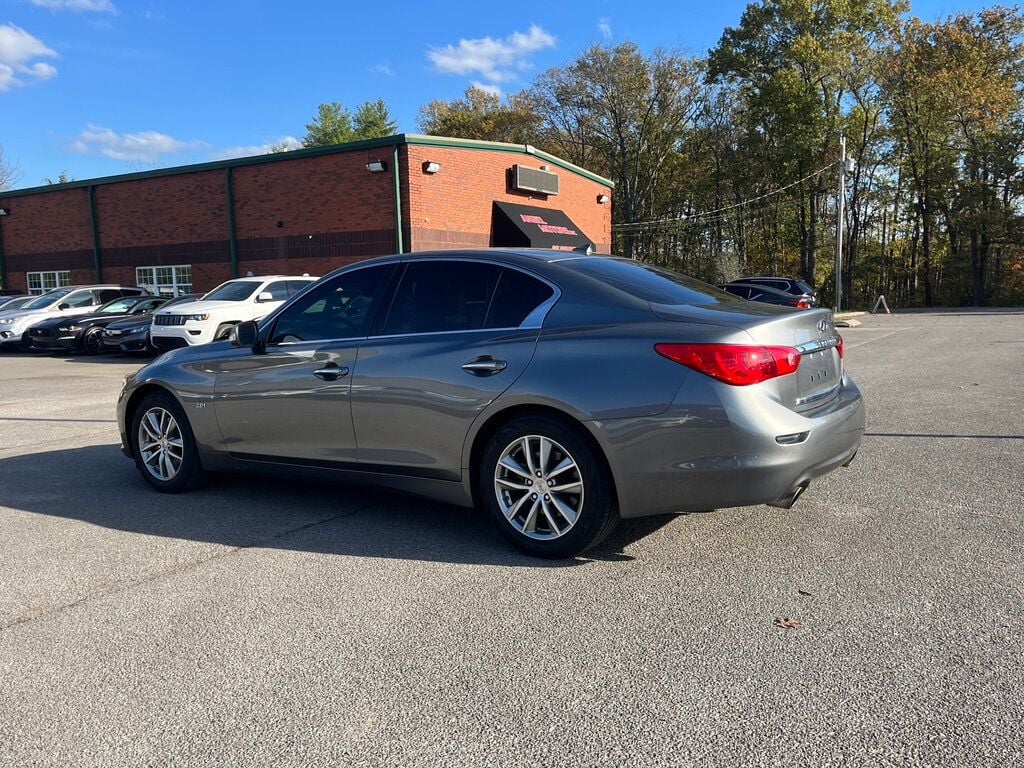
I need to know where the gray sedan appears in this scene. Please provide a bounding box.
[117,250,865,558]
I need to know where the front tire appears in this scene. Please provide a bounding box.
[130,391,206,493]
[480,415,619,558]
[83,327,104,355]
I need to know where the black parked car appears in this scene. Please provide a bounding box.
[28,295,169,354]
[101,294,200,354]
[718,282,814,309]
[732,276,817,306]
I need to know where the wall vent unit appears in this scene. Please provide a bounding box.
[512,165,559,196]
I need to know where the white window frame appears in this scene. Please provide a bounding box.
[136,265,193,297]
[26,270,72,295]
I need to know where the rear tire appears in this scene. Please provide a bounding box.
[480,415,618,558]
[130,391,206,493]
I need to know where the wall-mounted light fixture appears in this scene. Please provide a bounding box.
[422,161,441,174]
[366,160,387,173]
[597,194,609,204]
[0,208,9,216]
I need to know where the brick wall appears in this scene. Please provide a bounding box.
[1,141,612,294]
[404,145,612,253]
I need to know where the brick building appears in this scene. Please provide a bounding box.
[0,134,613,296]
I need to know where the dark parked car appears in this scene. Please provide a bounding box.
[102,294,201,354]
[118,250,863,558]
[29,296,169,354]
[718,282,814,309]
[735,276,817,306]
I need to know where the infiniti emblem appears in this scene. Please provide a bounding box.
[817,319,829,333]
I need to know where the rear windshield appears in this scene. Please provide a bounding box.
[570,258,737,305]
[796,280,814,294]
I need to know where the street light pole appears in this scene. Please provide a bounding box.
[835,135,846,314]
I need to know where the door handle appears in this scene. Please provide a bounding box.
[462,357,507,376]
[313,364,349,381]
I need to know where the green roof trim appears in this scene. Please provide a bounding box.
[1,134,614,198]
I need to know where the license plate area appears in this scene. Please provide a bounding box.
[795,349,840,408]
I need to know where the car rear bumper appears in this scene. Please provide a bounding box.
[592,373,866,518]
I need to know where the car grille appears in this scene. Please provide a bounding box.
[152,336,189,351]
[30,328,54,337]
[154,315,187,326]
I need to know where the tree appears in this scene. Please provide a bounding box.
[418,87,541,145]
[1,145,22,191]
[353,99,397,140]
[44,171,75,185]
[302,101,355,147]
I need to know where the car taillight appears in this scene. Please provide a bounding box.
[795,298,812,309]
[654,343,801,386]
[837,334,844,358]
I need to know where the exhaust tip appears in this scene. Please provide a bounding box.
[767,482,810,510]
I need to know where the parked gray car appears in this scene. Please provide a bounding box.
[117,250,865,557]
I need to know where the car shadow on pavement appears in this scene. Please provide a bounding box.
[0,444,672,567]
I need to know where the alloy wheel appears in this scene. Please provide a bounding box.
[494,435,584,540]
[138,406,184,481]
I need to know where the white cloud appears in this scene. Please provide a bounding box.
[471,80,502,97]
[0,24,58,91]
[30,0,117,12]
[598,17,613,42]
[370,61,394,76]
[69,124,206,162]
[428,24,555,86]
[212,136,303,161]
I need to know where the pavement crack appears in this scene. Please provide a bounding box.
[0,502,378,633]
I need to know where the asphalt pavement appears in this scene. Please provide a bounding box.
[0,310,1022,767]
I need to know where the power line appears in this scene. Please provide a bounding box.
[612,160,840,232]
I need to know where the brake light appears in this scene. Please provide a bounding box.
[654,343,801,386]
[837,334,845,359]
[795,298,812,309]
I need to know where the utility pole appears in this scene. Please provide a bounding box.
[835,136,846,314]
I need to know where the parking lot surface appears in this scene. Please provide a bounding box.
[1,310,1022,767]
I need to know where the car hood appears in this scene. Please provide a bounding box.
[105,316,153,331]
[154,299,251,315]
[33,311,131,328]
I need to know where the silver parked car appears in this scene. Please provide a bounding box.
[117,250,865,558]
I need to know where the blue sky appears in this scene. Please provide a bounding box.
[0,0,995,188]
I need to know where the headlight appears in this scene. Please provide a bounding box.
[0,317,13,325]
[58,325,81,333]
[124,325,148,333]
[186,314,209,321]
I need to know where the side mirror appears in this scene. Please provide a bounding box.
[230,320,259,348]
[256,291,274,303]
[57,303,70,310]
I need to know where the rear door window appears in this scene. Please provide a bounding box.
[484,269,554,328]
[381,261,501,335]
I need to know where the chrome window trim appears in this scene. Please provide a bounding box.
[263,255,561,349]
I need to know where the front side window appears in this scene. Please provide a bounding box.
[63,291,97,309]
[382,261,501,335]
[261,281,292,301]
[26,270,71,296]
[270,265,393,344]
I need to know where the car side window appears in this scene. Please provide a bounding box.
[287,280,313,296]
[96,289,122,304]
[262,281,292,301]
[725,286,749,299]
[381,261,501,335]
[269,266,392,344]
[63,291,97,308]
[484,269,554,328]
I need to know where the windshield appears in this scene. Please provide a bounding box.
[99,297,143,314]
[202,281,261,302]
[21,288,75,310]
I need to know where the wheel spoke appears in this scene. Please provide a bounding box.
[547,457,575,478]
[540,498,561,536]
[522,497,540,533]
[539,437,551,475]
[549,480,582,494]
[496,477,530,491]
[549,494,578,526]
[145,411,161,439]
[521,437,537,476]
[499,455,531,479]
[503,492,531,522]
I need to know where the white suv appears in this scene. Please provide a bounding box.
[0,285,148,350]
[150,275,318,351]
